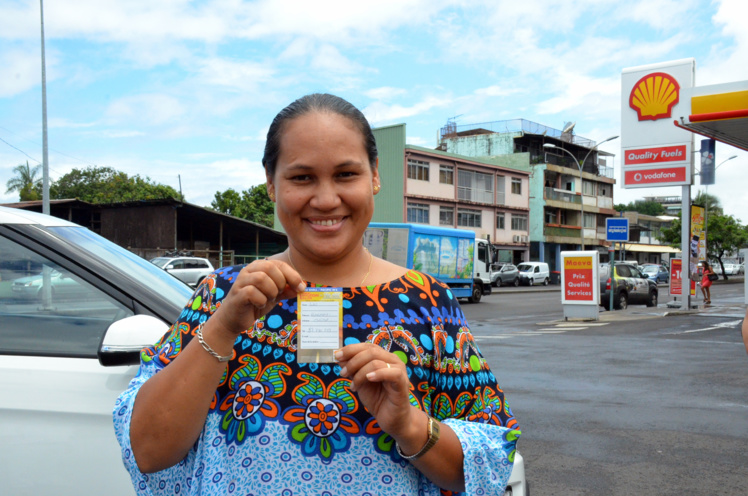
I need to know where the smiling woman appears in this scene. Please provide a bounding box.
[114,94,520,496]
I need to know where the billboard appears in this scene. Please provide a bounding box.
[561,252,599,305]
[621,59,695,188]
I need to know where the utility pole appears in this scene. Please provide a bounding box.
[40,0,50,215]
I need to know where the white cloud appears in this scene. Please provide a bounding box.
[105,93,186,127]
[365,87,407,100]
[363,96,453,124]
[0,48,44,97]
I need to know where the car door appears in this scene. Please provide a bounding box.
[0,231,140,495]
[630,266,650,303]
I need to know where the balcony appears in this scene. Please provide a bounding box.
[457,187,494,204]
[544,187,581,205]
[544,224,581,238]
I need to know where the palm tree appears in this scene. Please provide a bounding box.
[5,161,42,201]
[693,191,722,216]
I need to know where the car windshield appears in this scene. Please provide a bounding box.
[517,264,533,273]
[48,226,192,304]
[150,257,170,268]
[642,266,657,274]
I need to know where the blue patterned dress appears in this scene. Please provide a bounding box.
[114,267,520,496]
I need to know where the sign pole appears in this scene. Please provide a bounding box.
[610,242,615,310]
[681,185,691,310]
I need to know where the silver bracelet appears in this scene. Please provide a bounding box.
[196,322,233,363]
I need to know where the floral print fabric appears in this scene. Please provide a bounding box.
[114,268,520,495]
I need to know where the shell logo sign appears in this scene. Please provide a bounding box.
[629,72,680,121]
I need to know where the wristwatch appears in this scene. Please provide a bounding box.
[395,415,441,460]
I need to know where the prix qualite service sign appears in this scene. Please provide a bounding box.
[621,59,695,189]
[561,253,599,305]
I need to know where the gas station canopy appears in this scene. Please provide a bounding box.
[675,81,748,152]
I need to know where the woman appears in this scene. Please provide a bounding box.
[114,94,519,495]
[700,261,715,304]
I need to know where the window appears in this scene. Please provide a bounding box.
[0,234,134,357]
[511,213,528,231]
[582,180,595,196]
[439,165,454,185]
[583,213,596,228]
[457,208,481,228]
[457,170,493,204]
[408,159,430,181]
[511,177,522,195]
[545,210,556,224]
[496,176,506,205]
[407,203,430,224]
[439,206,454,226]
[496,212,505,229]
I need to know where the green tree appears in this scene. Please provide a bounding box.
[692,191,723,216]
[50,166,182,203]
[614,199,665,216]
[707,214,748,279]
[210,184,274,227]
[5,161,42,201]
[658,211,747,280]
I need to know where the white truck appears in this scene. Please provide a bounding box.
[364,222,495,303]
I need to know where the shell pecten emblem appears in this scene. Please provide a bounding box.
[629,72,680,121]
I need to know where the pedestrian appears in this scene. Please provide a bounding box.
[700,261,716,304]
[113,93,520,496]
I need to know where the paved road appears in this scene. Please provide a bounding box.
[462,281,747,495]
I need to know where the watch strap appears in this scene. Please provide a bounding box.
[395,415,440,460]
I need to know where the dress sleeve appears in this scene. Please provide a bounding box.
[423,276,521,496]
[112,273,221,494]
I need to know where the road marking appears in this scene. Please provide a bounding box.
[537,327,586,331]
[555,323,610,327]
[678,319,742,334]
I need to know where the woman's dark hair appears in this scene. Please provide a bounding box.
[262,93,378,176]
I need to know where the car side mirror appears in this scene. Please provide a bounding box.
[165,265,174,270]
[98,314,169,366]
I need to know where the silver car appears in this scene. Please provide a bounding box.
[150,255,215,286]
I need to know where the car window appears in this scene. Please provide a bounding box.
[170,259,185,269]
[616,265,631,277]
[0,234,134,357]
[534,266,539,273]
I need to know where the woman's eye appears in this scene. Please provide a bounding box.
[291,175,311,181]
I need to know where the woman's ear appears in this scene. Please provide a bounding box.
[266,176,276,202]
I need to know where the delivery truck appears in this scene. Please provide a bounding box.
[363,222,494,303]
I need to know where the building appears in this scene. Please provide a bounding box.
[373,123,531,264]
[4,198,288,267]
[642,196,682,215]
[437,118,618,271]
[617,211,678,264]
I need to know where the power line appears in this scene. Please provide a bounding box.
[0,125,99,168]
[0,137,41,164]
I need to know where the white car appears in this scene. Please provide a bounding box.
[0,206,192,496]
[150,255,215,286]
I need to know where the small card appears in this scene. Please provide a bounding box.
[297,287,343,363]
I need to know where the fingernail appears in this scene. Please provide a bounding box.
[349,381,356,392]
[334,349,343,360]
[339,366,347,377]
[366,372,376,380]
[297,282,306,292]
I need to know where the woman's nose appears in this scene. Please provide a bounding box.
[309,181,341,210]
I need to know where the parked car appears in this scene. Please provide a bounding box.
[0,206,193,496]
[517,261,550,286]
[150,255,215,286]
[640,264,669,284]
[0,206,527,495]
[599,262,658,310]
[491,262,520,287]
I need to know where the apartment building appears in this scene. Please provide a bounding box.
[372,123,531,264]
[618,211,678,264]
[438,119,617,271]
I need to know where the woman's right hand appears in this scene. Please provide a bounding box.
[210,259,306,336]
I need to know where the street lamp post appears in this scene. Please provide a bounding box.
[544,136,619,251]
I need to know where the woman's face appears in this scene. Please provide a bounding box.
[266,111,379,263]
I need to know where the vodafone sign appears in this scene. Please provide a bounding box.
[621,59,695,189]
[624,167,687,187]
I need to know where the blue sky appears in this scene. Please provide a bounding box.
[1,0,746,219]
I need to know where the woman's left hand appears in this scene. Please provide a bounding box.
[336,343,416,439]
